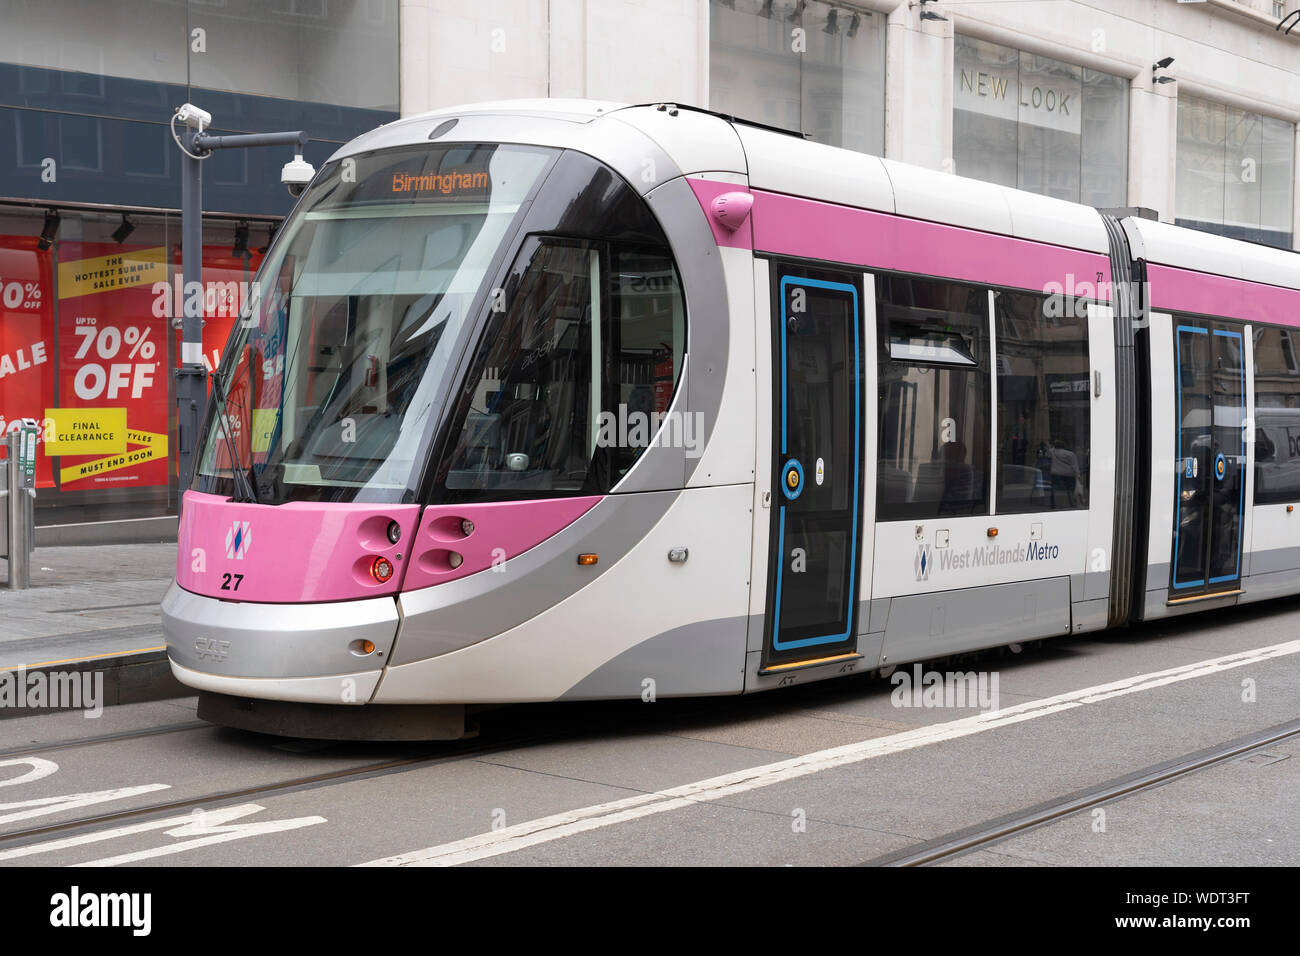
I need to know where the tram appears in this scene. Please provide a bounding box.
[161,99,1300,739]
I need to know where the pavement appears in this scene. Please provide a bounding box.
[0,542,185,712]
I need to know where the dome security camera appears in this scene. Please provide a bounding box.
[281,152,316,198]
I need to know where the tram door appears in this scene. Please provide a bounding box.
[762,268,864,670]
[1171,322,1246,596]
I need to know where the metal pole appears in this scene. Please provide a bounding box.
[175,130,206,509]
[169,105,311,510]
[194,130,308,151]
[6,433,29,590]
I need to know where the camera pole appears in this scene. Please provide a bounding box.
[172,105,310,509]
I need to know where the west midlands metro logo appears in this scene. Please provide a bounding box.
[225,521,251,560]
[915,543,931,581]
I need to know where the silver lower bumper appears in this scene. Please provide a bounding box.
[161,581,398,703]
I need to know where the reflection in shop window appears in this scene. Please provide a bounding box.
[1175,95,1294,250]
[952,35,1127,207]
[709,0,885,154]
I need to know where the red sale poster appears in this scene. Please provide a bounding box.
[54,242,170,489]
[169,246,266,472]
[0,236,56,487]
[170,245,265,380]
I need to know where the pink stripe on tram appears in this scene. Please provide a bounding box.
[747,189,1112,296]
[685,178,1111,296]
[1147,264,1300,327]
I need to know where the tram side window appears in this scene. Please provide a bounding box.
[437,239,686,501]
[876,275,991,519]
[993,290,1091,513]
[1252,327,1300,505]
[604,247,687,479]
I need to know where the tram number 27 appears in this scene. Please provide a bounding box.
[220,573,245,592]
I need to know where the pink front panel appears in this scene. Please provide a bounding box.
[401,496,601,592]
[1148,264,1300,328]
[685,177,1111,295]
[176,490,419,603]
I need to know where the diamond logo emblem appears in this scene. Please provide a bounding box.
[225,520,252,560]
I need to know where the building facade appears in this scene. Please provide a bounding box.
[4,0,1299,530]
[1,0,398,528]
[401,0,1300,250]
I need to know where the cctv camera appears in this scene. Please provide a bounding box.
[175,103,212,131]
[281,152,316,198]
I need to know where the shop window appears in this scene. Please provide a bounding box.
[709,0,885,154]
[876,275,991,519]
[1176,96,1294,250]
[993,290,1090,513]
[952,35,1128,207]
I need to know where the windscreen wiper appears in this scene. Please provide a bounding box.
[209,370,257,503]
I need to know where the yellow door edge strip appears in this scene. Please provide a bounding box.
[759,652,864,675]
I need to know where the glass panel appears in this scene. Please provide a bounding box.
[604,247,687,477]
[443,242,598,496]
[800,0,885,154]
[953,35,1019,187]
[955,35,1126,204]
[1177,96,1294,248]
[1173,325,1211,589]
[1252,327,1300,505]
[1260,116,1295,237]
[186,0,399,111]
[709,0,801,132]
[196,143,555,504]
[0,0,188,84]
[439,240,688,501]
[1223,107,1263,238]
[994,291,1090,514]
[876,276,990,520]
[1080,68,1128,208]
[1016,52,1082,202]
[774,276,857,651]
[709,0,884,153]
[1208,330,1245,582]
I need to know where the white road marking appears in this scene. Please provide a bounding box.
[361,638,1300,867]
[0,758,59,790]
[0,785,170,826]
[0,803,326,865]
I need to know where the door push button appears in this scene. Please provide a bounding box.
[781,459,805,500]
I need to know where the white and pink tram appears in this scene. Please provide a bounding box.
[160,100,1300,738]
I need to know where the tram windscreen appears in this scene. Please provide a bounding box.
[194,142,554,504]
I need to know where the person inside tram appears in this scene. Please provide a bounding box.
[938,439,975,514]
[1048,438,1082,508]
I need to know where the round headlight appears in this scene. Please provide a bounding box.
[371,556,394,583]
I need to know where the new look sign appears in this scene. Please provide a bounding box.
[954,39,1084,135]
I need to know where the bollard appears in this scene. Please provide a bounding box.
[5,431,30,589]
